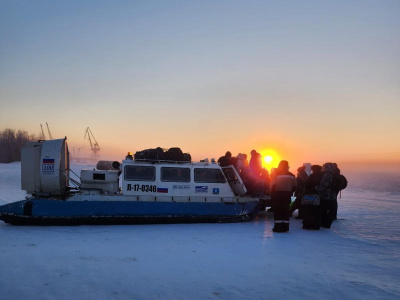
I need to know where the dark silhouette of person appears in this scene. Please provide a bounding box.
[218,151,232,167]
[242,153,249,168]
[290,166,308,219]
[316,163,337,228]
[249,150,262,177]
[302,165,323,230]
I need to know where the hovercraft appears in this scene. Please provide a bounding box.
[0,138,264,225]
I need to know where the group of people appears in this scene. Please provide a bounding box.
[218,150,269,196]
[268,161,347,232]
[217,151,348,233]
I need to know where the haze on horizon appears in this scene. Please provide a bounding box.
[1,1,399,172]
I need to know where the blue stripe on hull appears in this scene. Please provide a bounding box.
[33,200,258,217]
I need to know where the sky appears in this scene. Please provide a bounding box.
[0,0,399,171]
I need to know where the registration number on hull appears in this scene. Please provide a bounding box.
[127,184,157,193]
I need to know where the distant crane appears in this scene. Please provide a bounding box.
[46,122,53,140]
[84,127,100,158]
[40,124,46,140]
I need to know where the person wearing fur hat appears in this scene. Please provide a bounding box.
[270,160,297,232]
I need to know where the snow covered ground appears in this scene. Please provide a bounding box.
[0,163,399,300]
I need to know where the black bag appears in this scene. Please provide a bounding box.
[183,153,191,162]
[134,147,166,160]
[339,174,348,190]
[134,147,191,162]
[165,147,185,161]
[331,173,348,192]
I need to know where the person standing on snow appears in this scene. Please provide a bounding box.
[302,165,323,230]
[271,160,297,232]
[316,163,337,228]
[290,166,308,219]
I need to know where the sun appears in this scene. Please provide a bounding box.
[264,155,273,164]
[260,149,281,172]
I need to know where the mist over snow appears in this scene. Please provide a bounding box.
[0,163,399,300]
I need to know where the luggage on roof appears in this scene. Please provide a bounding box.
[134,147,191,162]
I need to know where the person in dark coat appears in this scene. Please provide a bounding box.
[302,165,323,230]
[218,151,232,167]
[290,166,308,219]
[271,160,297,232]
[249,150,263,177]
[242,154,249,168]
[316,163,337,228]
[306,165,323,189]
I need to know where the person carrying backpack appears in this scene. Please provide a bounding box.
[316,163,337,228]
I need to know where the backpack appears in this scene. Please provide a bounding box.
[331,173,347,191]
[165,147,185,161]
[339,174,348,190]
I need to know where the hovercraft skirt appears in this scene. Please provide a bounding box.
[0,199,259,225]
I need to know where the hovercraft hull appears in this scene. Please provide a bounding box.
[0,199,260,225]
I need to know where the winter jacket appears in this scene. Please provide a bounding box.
[306,171,323,191]
[296,170,308,196]
[316,164,337,202]
[272,172,297,193]
[218,156,231,167]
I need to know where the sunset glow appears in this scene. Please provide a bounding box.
[260,149,281,172]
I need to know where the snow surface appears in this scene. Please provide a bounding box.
[0,163,399,300]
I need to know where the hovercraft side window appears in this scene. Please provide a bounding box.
[124,165,156,181]
[161,167,191,182]
[194,168,226,183]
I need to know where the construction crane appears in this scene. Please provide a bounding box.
[84,127,100,158]
[40,124,46,140]
[46,122,53,140]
